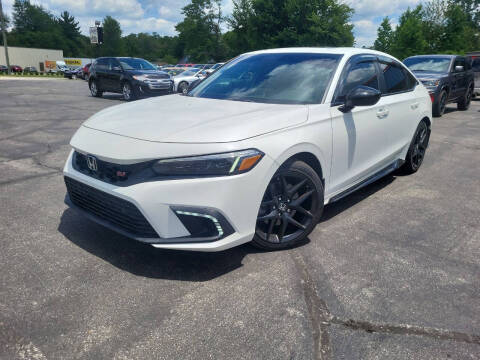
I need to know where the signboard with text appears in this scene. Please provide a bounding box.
[90,27,98,44]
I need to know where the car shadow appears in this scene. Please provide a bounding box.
[321,174,396,222]
[58,177,394,281]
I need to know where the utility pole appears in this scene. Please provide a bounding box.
[0,0,11,75]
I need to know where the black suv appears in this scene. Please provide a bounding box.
[88,57,173,101]
[404,55,474,117]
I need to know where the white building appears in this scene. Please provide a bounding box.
[0,46,64,71]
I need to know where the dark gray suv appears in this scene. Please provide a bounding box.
[404,55,474,117]
[89,57,173,101]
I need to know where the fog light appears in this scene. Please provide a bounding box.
[175,210,224,237]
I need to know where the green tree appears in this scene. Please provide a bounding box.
[226,0,354,55]
[100,16,125,56]
[57,11,82,56]
[443,2,480,53]
[374,17,393,53]
[175,0,224,62]
[390,6,428,59]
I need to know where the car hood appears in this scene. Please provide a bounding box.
[411,71,447,80]
[82,95,308,143]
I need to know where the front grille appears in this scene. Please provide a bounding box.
[65,176,159,238]
[72,151,155,186]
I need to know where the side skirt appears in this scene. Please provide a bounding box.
[329,159,404,203]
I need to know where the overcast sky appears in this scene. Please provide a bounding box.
[2,0,424,47]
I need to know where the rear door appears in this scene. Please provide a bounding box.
[106,58,123,92]
[329,54,390,194]
[377,56,423,159]
[472,57,480,92]
[94,58,110,90]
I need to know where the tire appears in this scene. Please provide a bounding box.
[178,81,189,94]
[457,85,473,111]
[89,79,103,97]
[432,90,447,117]
[252,160,324,250]
[399,120,430,175]
[122,81,137,101]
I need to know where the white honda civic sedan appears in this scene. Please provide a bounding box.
[64,48,432,252]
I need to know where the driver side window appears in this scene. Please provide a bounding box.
[336,59,379,103]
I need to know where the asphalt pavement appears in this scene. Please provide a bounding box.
[0,78,479,359]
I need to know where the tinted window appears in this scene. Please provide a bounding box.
[472,58,480,71]
[337,59,379,101]
[453,57,466,72]
[189,53,341,104]
[108,58,120,70]
[118,58,156,70]
[380,61,410,94]
[95,58,109,71]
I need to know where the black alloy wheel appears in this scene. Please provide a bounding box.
[253,161,323,250]
[90,80,102,97]
[458,86,472,110]
[437,91,447,117]
[401,120,430,174]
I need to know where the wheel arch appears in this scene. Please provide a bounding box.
[273,143,327,187]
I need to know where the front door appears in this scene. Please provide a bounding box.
[329,55,390,195]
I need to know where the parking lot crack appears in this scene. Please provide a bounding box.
[330,317,480,345]
[291,250,333,360]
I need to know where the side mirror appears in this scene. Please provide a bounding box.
[339,86,381,113]
[454,65,464,72]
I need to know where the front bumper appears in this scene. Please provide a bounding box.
[63,149,275,251]
[133,79,173,96]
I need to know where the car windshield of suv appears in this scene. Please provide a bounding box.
[404,57,451,73]
[189,53,341,104]
[119,58,156,71]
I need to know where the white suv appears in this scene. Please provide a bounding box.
[63,48,432,252]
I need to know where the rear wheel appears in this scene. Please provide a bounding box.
[400,120,430,174]
[457,85,473,111]
[252,160,324,250]
[89,79,103,97]
[433,90,447,117]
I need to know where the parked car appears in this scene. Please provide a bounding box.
[64,67,83,79]
[404,55,474,117]
[0,65,7,73]
[163,68,185,77]
[10,65,23,73]
[64,48,432,252]
[469,56,479,98]
[23,66,38,74]
[88,57,173,101]
[82,63,92,80]
[46,61,69,74]
[173,68,206,94]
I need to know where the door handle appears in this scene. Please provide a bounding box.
[376,108,389,119]
[411,102,419,110]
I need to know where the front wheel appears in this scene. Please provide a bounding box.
[122,82,137,101]
[178,81,189,94]
[399,120,430,174]
[433,90,447,117]
[252,160,324,250]
[89,80,103,97]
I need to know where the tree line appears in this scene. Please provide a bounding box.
[0,0,478,64]
[374,0,480,59]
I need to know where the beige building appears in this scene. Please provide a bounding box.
[0,46,63,71]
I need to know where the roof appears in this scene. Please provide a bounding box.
[245,47,389,57]
[405,54,457,59]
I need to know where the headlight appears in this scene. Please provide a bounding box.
[132,75,149,81]
[152,149,264,176]
[421,79,440,87]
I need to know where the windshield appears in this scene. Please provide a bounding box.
[180,69,200,77]
[211,63,223,70]
[118,58,156,70]
[189,53,341,104]
[404,57,451,73]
